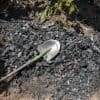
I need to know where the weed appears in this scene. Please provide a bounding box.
[40,0,78,24]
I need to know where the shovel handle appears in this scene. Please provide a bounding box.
[0,49,50,82]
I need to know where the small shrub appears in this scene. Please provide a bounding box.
[40,0,78,24]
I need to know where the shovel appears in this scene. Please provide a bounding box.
[0,39,60,82]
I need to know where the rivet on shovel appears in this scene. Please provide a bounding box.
[0,39,60,82]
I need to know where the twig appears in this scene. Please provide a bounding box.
[0,49,50,82]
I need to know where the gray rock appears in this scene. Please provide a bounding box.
[94,0,100,7]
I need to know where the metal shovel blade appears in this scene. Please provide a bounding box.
[37,39,60,61]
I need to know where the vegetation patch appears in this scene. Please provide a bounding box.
[40,0,78,24]
[0,0,78,26]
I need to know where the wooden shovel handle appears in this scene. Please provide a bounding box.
[0,49,50,82]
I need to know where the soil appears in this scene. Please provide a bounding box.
[0,1,100,100]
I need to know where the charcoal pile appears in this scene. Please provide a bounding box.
[0,20,100,100]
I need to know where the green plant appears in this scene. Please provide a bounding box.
[40,0,78,23]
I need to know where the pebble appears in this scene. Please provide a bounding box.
[17,52,22,57]
[0,21,100,100]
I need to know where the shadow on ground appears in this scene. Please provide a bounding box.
[76,0,100,31]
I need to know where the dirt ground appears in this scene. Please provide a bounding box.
[0,1,100,100]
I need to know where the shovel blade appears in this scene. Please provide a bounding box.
[37,39,60,61]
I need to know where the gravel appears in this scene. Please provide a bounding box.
[0,20,100,100]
